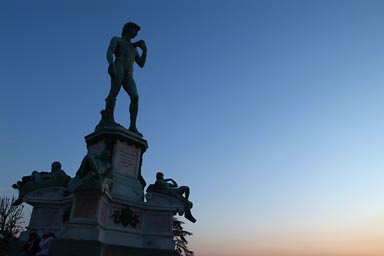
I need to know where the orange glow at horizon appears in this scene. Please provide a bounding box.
[192,217,384,256]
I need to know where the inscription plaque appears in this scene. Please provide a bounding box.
[113,140,139,177]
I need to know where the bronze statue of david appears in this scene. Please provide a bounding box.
[97,22,147,136]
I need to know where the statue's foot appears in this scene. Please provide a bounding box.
[129,126,143,137]
[185,212,197,223]
[95,110,117,131]
[12,198,23,206]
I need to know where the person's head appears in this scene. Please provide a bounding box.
[42,230,50,238]
[122,22,140,39]
[51,161,61,172]
[156,172,164,180]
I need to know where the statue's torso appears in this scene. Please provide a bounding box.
[114,38,137,70]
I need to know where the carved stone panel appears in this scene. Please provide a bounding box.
[88,140,106,155]
[144,214,172,234]
[74,197,98,218]
[30,207,60,228]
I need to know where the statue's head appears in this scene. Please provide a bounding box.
[122,22,141,38]
[51,161,61,172]
[156,172,164,180]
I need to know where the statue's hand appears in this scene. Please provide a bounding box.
[135,40,147,51]
[98,164,108,175]
[108,64,116,77]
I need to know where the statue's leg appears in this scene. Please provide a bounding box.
[21,175,31,184]
[176,186,190,200]
[104,64,124,123]
[184,207,196,223]
[122,76,141,136]
[104,87,119,123]
[32,171,43,183]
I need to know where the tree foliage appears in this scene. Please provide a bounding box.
[0,196,24,251]
[173,218,194,256]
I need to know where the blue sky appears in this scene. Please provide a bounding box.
[1,1,384,255]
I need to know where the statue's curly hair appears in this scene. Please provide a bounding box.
[122,22,141,37]
[156,172,164,179]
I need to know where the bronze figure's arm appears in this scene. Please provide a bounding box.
[134,40,147,68]
[106,37,118,76]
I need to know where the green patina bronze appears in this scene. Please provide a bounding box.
[96,22,147,136]
[12,162,71,205]
[67,150,112,193]
[147,172,196,223]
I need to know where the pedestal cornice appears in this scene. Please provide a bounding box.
[85,127,148,152]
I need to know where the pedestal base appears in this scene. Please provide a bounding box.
[50,239,178,256]
[85,127,148,202]
[24,187,73,233]
[21,128,189,256]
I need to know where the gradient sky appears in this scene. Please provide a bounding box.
[1,1,384,255]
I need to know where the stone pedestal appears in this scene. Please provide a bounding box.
[46,128,180,256]
[85,127,148,202]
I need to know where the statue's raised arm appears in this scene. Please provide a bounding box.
[133,39,147,68]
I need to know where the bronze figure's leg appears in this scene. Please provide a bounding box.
[176,186,190,200]
[104,63,124,123]
[123,75,141,136]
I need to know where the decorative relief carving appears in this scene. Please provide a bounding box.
[110,206,140,228]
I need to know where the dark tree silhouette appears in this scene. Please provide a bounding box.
[0,196,24,252]
[173,218,194,256]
